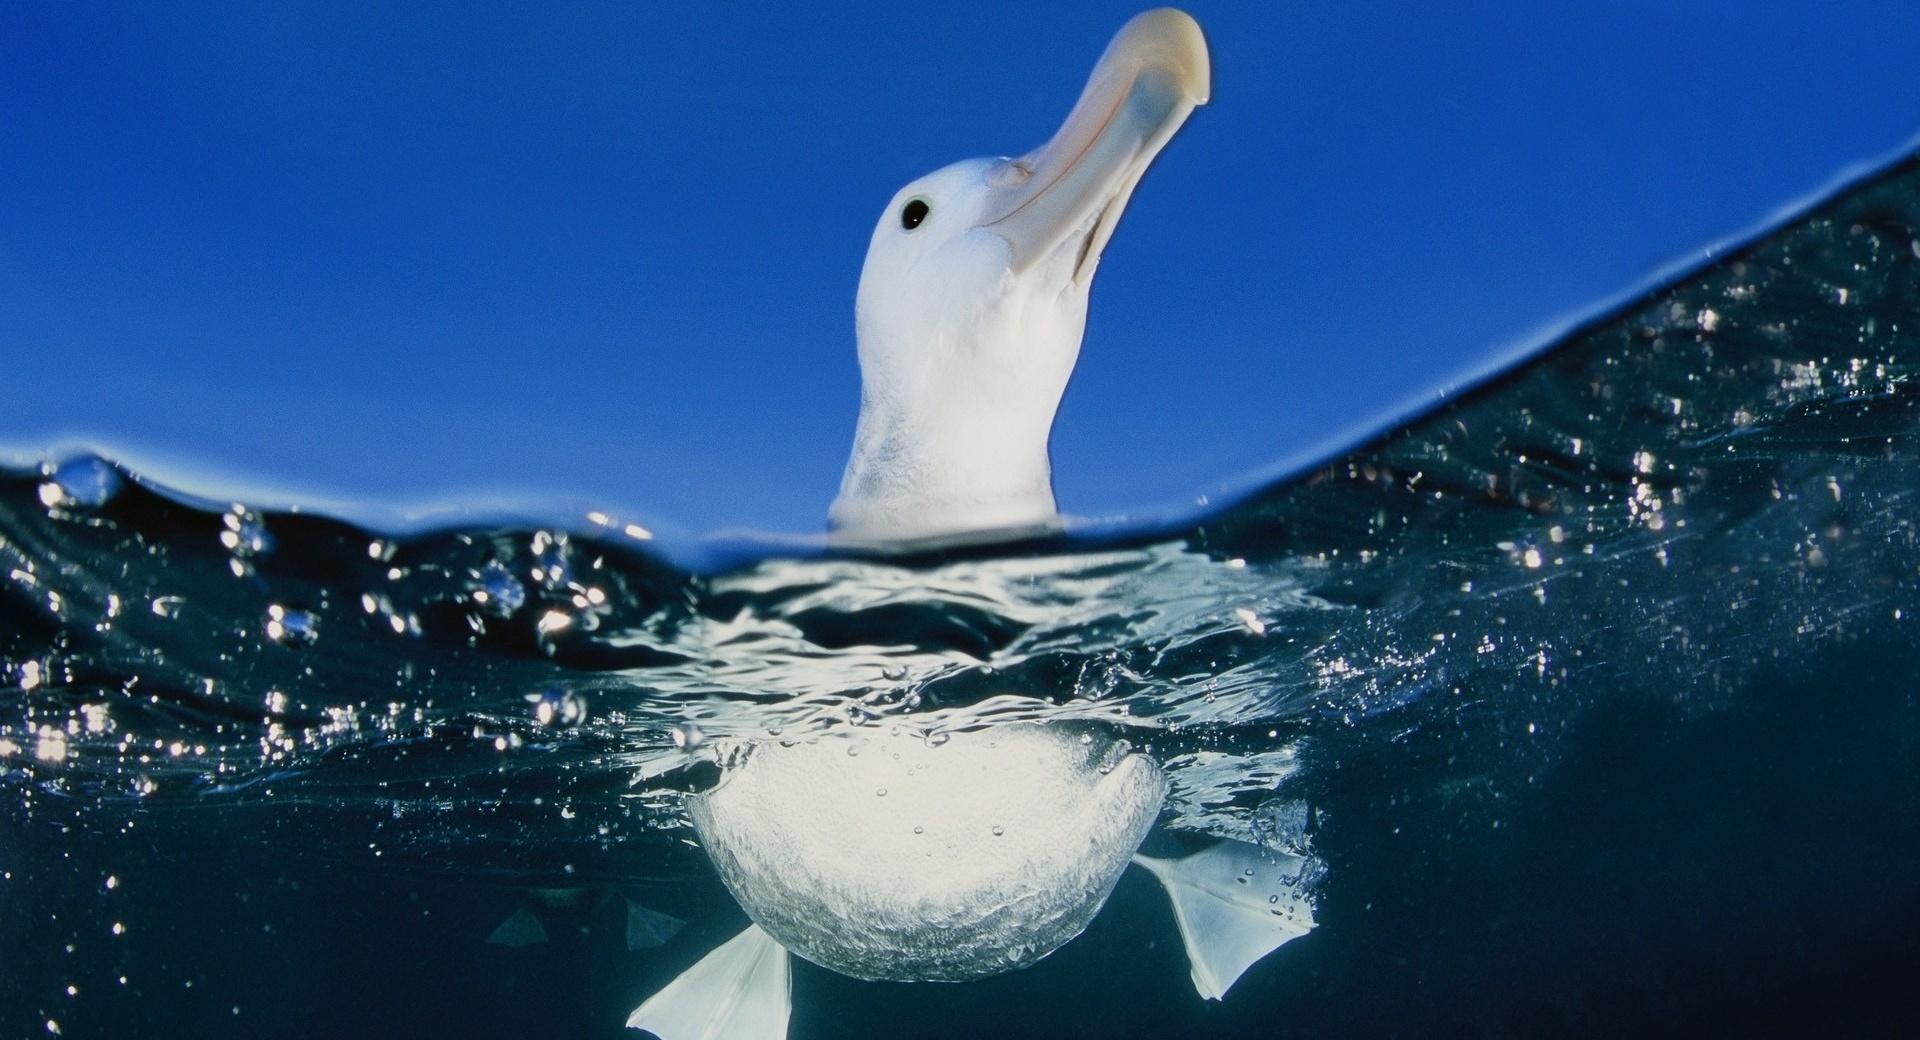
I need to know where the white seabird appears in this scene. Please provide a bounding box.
[629,11,1315,1039]
[829,7,1211,540]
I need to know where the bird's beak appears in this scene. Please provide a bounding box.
[977,8,1210,282]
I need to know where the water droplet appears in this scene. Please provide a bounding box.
[991,824,1004,837]
[912,825,924,835]
[874,786,887,798]
[532,533,570,588]
[471,561,526,617]
[670,723,705,750]
[47,457,122,508]
[263,605,318,647]
[220,508,274,558]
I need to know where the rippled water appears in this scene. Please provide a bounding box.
[6,156,1920,1037]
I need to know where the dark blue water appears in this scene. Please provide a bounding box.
[5,155,1920,1038]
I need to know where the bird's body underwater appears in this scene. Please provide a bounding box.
[624,11,1318,1039]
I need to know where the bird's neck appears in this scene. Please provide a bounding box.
[829,386,1059,540]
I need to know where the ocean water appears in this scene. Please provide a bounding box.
[5,154,1920,1038]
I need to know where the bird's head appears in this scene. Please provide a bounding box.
[832,9,1210,540]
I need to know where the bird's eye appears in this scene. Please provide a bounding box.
[900,198,930,231]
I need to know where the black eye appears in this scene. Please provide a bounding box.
[900,198,930,230]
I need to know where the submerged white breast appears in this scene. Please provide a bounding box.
[688,721,1166,981]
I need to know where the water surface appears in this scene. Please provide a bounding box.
[4,156,1920,1037]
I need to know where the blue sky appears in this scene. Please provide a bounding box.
[4,2,1920,534]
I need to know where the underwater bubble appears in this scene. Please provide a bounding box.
[33,726,68,763]
[1234,607,1268,636]
[528,688,587,727]
[471,561,527,617]
[263,605,318,648]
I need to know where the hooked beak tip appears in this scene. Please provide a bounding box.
[1118,8,1211,106]
[979,8,1212,276]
